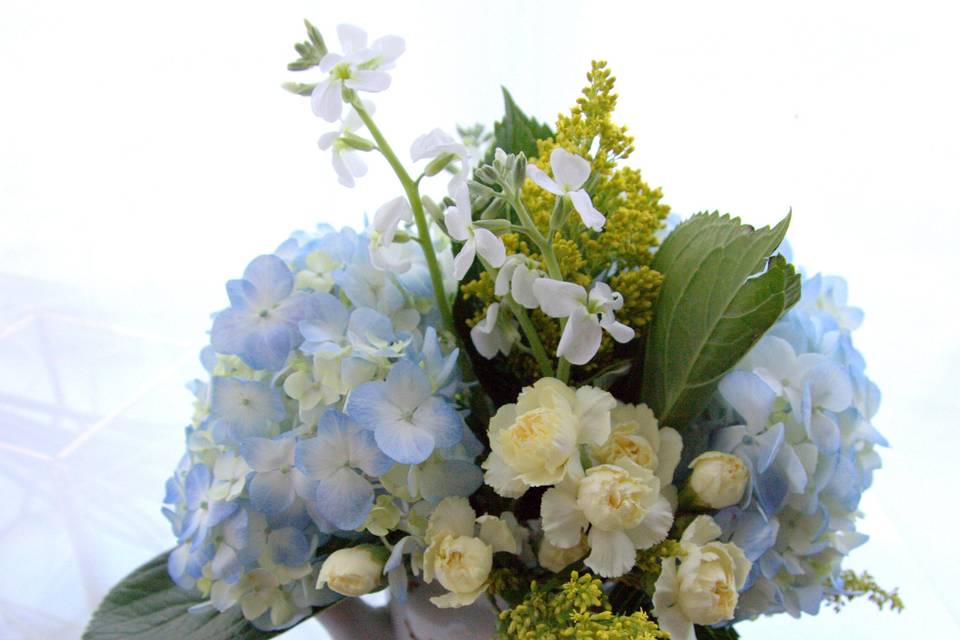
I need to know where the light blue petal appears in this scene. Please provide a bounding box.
[315,467,374,530]
[211,544,243,583]
[301,293,349,341]
[419,459,483,502]
[714,507,779,562]
[295,424,348,481]
[269,527,312,566]
[222,509,249,549]
[385,360,431,413]
[412,397,462,450]
[375,418,434,464]
[210,307,256,355]
[754,467,788,516]
[719,370,776,428]
[249,469,296,514]
[207,500,238,529]
[347,424,393,476]
[242,321,292,371]
[807,412,840,453]
[754,423,785,473]
[185,464,212,510]
[242,254,294,307]
[347,380,394,431]
[226,278,256,309]
[240,437,291,472]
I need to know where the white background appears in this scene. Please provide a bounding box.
[1,1,958,637]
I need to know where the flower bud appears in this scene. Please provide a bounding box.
[687,452,749,509]
[424,151,460,176]
[317,546,387,597]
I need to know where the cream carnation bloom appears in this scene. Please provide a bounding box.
[482,378,616,497]
[652,516,752,640]
[317,546,386,597]
[539,464,674,577]
[591,402,683,487]
[422,497,522,607]
[687,451,749,509]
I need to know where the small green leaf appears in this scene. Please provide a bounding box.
[484,88,553,164]
[282,81,318,96]
[304,20,327,55]
[83,551,282,640]
[640,212,800,429]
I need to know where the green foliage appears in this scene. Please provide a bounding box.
[826,570,905,613]
[83,551,284,640]
[696,625,741,639]
[640,212,800,429]
[483,88,553,165]
[287,19,327,71]
[497,572,667,640]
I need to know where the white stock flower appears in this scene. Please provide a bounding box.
[687,451,749,509]
[653,516,752,640]
[494,254,542,309]
[444,183,506,279]
[532,279,634,365]
[317,546,386,597]
[540,464,674,578]
[411,128,470,189]
[317,102,373,188]
[470,302,519,359]
[368,196,413,272]
[311,24,405,122]
[525,147,605,231]
[482,378,615,497]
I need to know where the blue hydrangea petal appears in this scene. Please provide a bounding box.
[348,424,393,477]
[754,422,785,473]
[385,360,432,413]
[269,527,312,566]
[222,509,249,549]
[210,308,255,356]
[347,380,393,431]
[315,467,374,530]
[211,544,243,583]
[207,500,239,530]
[719,370,776,428]
[226,278,257,309]
[249,469,296,514]
[242,255,294,307]
[419,459,482,503]
[295,418,349,481]
[411,396,462,450]
[184,464,212,510]
[375,418,434,464]
[242,321,292,371]
[210,378,284,430]
[240,437,293,472]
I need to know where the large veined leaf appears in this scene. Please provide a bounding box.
[483,87,553,164]
[640,212,801,429]
[83,551,282,640]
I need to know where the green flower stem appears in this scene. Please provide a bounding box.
[509,300,554,378]
[509,194,571,382]
[349,98,455,334]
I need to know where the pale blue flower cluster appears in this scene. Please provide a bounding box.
[699,273,887,620]
[162,225,482,631]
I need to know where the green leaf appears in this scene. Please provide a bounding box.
[696,624,740,639]
[640,212,800,429]
[83,551,282,640]
[484,88,553,164]
[282,81,318,96]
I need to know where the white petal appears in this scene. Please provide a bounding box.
[511,263,540,309]
[370,35,405,65]
[680,515,721,545]
[346,70,391,93]
[531,278,586,317]
[373,196,412,237]
[311,80,343,122]
[652,559,694,640]
[584,528,635,578]
[601,318,634,344]
[574,386,615,446]
[410,128,459,161]
[337,24,368,54]
[549,147,591,190]
[525,164,563,195]
[625,495,674,549]
[568,189,605,231]
[453,239,476,281]
[474,228,506,268]
[331,150,355,188]
[494,257,519,297]
[481,452,527,498]
[317,131,338,150]
[656,427,684,486]
[540,486,588,548]
[476,515,520,554]
[557,307,602,366]
[426,496,475,540]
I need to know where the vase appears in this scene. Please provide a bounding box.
[317,583,498,640]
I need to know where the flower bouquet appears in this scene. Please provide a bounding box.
[85,20,901,640]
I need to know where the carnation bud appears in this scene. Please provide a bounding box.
[686,452,749,509]
[317,545,388,597]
